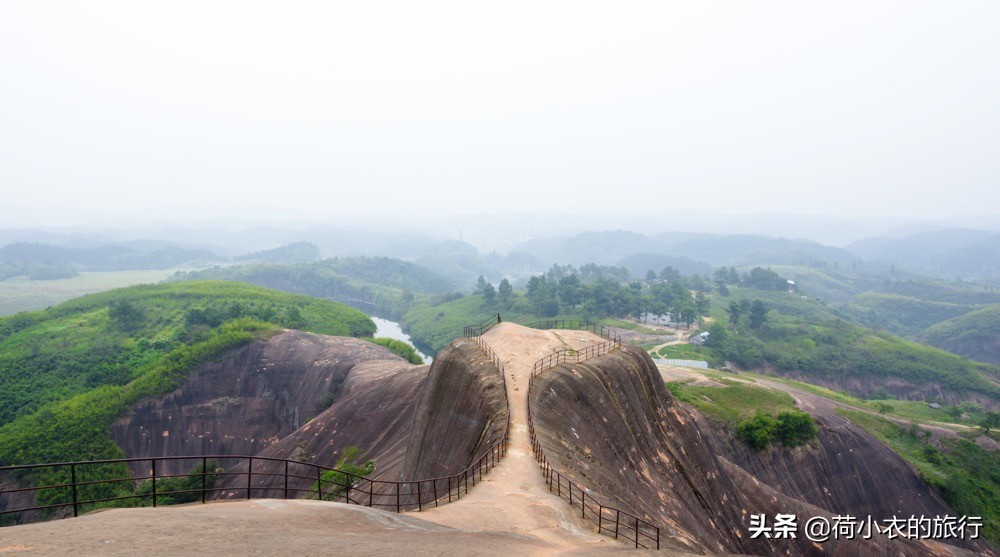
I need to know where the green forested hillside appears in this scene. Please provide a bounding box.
[836,292,977,337]
[919,305,1000,365]
[703,289,1000,401]
[175,257,457,319]
[835,279,1000,337]
[0,281,374,468]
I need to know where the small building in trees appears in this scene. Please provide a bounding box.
[689,331,710,346]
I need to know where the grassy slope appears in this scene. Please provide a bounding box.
[919,305,1000,364]
[664,365,1000,545]
[175,257,458,320]
[749,265,872,304]
[0,269,195,316]
[833,279,1000,340]
[707,288,1000,400]
[837,409,1000,544]
[837,292,977,337]
[667,377,797,425]
[0,281,375,468]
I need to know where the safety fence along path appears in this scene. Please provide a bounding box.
[524,321,662,550]
[0,447,510,523]
[1,317,513,526]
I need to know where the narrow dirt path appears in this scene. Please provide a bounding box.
[407,322,626,550]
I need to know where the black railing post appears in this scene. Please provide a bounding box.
[581,490,585,518]
[202,456,208,504]
[656,526,660,550]
[151,459,157,507]
[247,457,253,500]
[284,460,289,499]
[70,464,78,517]
[615,509,620,539]
[316,465,322,500]
[598,505,603,533]
[417,481,422,511]
[635,517,639,548]
[396,482,400,513]
[448,476,452,503]
[433,479,439,507]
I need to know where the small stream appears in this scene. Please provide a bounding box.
[370,316,433,363]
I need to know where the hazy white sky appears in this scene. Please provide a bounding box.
[1,1,998,226]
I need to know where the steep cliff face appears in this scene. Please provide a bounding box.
[696,401,954,522]
[396,337,507,481]
[215,338,507,501]
[530,346,992,556]
[110,330,402,475]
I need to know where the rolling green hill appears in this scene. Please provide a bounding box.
[919,305,1000,365]
[704,289,1000,402]
[175,257,457,319]
[836,292,978,337]
[0,281,374,469]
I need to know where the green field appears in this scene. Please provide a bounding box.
[0,268,197,316]
[654,344,719,364]
[667,377,797,425]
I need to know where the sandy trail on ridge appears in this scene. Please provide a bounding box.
[406,322,628,551]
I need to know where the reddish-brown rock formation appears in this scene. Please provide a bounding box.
[110,330,404,475]
[212,337,508,502]
[530,345,995,556]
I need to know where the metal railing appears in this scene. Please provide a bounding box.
[524,320,599,333]
[527,436,660,549]
[530,327,623,376]
[463,313,502,337]
[0,446,510,523]
[1,319,514,527]
[469,331,512,454]
[524,323,660,550]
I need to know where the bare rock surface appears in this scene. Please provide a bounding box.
[406,323,659,551]
[110,330,402,475]
[531,344,994,555]
[0,499,662,556]
[217,337,508,501]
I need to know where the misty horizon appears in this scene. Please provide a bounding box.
[3,2,999,228]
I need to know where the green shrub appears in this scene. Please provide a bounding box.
[368,337,424,364]
[774,410,818,447]
[310,446,375,501]
[736,412,777,451]
[736,410,817,451]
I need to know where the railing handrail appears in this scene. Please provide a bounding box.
[529,326,622,377]
[523,322,661,550]
[2,319,515,526]
[463,313,502,337]
[1,444,510,520]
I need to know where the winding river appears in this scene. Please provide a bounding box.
[370,316,433,363]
